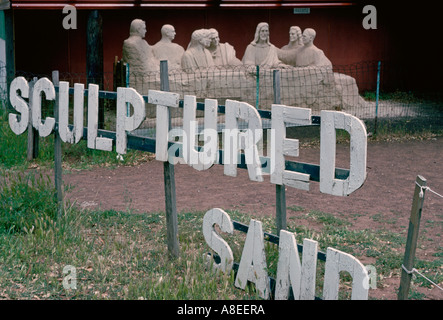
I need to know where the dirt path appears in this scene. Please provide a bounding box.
[63,136,443,300]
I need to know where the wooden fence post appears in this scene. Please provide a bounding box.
[5,8,15,111]
[86,9,104,129]
[398,175,427,300]
[273,70,286,233]
[160,60,180,258]
[27,77,39,161]
[52,70,64,217]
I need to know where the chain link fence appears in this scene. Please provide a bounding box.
[2,61,442,136]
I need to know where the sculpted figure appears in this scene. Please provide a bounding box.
[181,29,215,71]
[242,22,284,68]
[278,26,303,66]
[281,26,303,51]
[294,28,332,68]
[206,28,242,67]
[152,24,185,70]
[122,19,159,73]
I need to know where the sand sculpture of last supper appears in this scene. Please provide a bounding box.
[122,19,367,114]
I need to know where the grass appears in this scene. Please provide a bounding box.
[1,173,441,300]
[0,203,248,300]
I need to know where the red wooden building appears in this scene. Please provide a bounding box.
[1,1,441,92]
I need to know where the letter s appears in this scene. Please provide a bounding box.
[9,77,30,135]
[203,208,234,273]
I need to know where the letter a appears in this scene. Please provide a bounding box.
[63,5,77,30]
[235,219,270,299]
[362,5,377,30]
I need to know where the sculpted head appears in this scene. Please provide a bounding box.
[289,26,302,43]
[189,29,211,49]
[208,28,220,47]
[252,22,271,45]
[161,24,176,41]
[302,28,316,46]
[129,19,147,38]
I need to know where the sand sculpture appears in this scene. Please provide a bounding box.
[206,28,242,67]
[152,24,185,70]
[242,22,287,69]
[278,26,303,66]
[122,19,159,74]
[181,29,214,71]
[122,19,159,94]
[122,20,367,113]
[293,28,332,68]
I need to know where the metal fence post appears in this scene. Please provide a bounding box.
[398,175,427,299]
[374,60,381,134]
[256,65,260,109]
[126,63,130,117]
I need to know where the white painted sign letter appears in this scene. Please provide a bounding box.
[323,247,369,300]
[59,82,84,144]
[87,84,113,151]
[235,219,270,299]
[32,77,56,137]
[275,230,318,300]
[224,99,263,182]
[8,77,29,135]
[203,208,234,273]
[116,87,146,155]
[148,90,180,162]
[271,104,311,190]
[320,110,367,196]
[183,95,218,170]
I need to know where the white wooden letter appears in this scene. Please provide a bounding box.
[202,208,234,273]
[299,239,318,300]
[32,77,55,137]
[59,82,84,144]
[323,247,369,300]
[148,90,180,162]
[271,104,311,190]
[320,110,367,196]
[224,99,263,182]
[87,84,112,151]
[116,87,146,155]
[275,230,302,300]
[235,219,270,299]
[183,95,218,170]
[8,77,29,135]
[275,231,318,300]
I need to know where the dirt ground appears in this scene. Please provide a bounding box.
[62,135,443,300]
